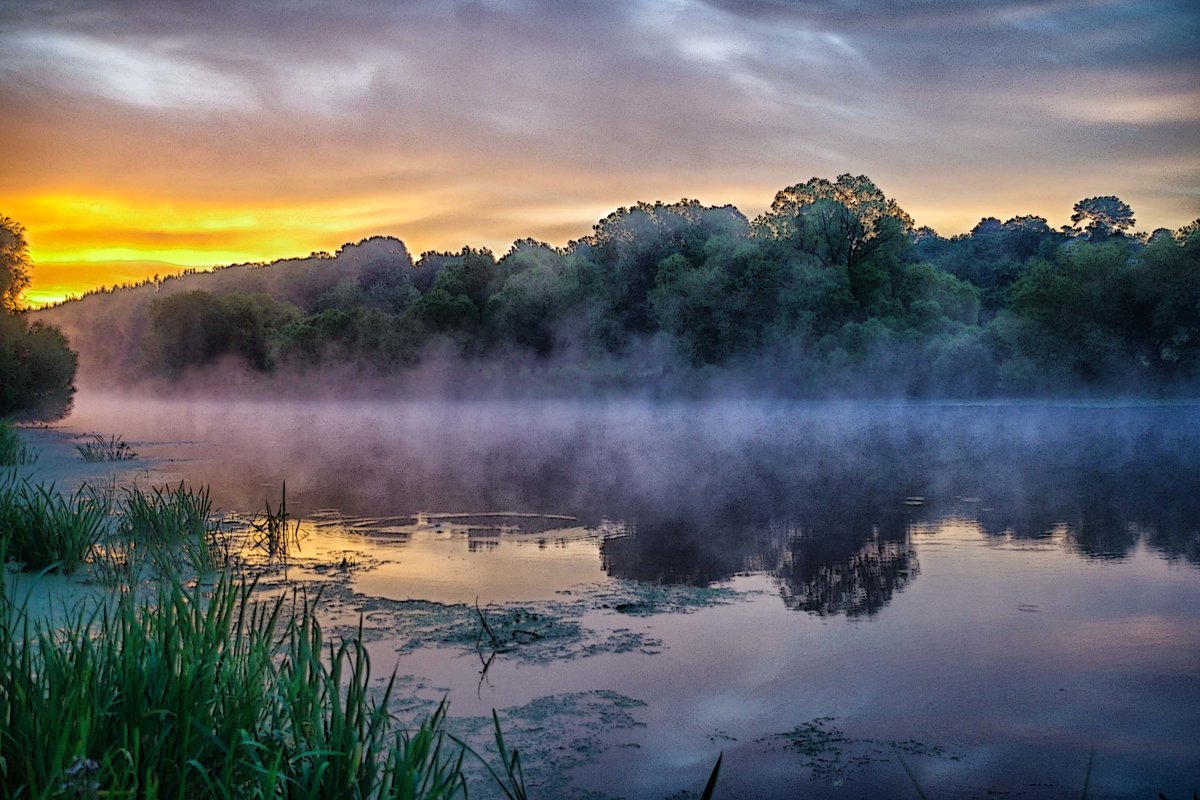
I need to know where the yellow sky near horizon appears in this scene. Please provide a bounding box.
[16,181,1194,307]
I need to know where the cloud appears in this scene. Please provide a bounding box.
[0,0,1198,299]
[0,29,260,111]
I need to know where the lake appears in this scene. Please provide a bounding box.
[35,395,1200,798]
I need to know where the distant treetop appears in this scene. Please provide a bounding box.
[1071,196,1135,239]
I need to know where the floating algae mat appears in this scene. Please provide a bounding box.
[757,717,961,784]
[450,690,649,799]
[281,566,748,663]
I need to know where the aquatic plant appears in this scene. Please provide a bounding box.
[0,476,109,574]
[75,433,137,462]
[120,481,212,544]
[0,570,526,800]
[465,711,529,800]
[0,422,36,465]
[246,482,302,560]
[116,481,231,574]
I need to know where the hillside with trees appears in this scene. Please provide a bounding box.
[32,176,1200,397]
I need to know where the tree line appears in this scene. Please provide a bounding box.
[31,176,1200,396]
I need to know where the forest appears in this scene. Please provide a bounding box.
[29,175,1200,398]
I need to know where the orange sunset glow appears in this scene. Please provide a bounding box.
[2,0,1198,305]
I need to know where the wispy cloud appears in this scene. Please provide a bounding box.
[0,29,260,111]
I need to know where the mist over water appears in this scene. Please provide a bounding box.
[54,394,1200,797]
[64,394,1200,575]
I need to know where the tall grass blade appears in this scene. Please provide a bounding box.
[893,745,929,800]
[700,752,723,800]
[116,481,227,577]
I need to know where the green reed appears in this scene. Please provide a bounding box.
[116,481,231,575]
[0,476,533,800]
[0,475,109,574]
[247,482,302,560]
[0,423,36,466]
[0,566,523,800]
[75,433,137,462]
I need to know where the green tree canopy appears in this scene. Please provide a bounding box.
[1176,219,1200,245]
[1,216,33,311]
[1071,196,1135,240]
[24,184,1200,399]
[487,255,574,356]
[0,216,77,416]
[752,176,915,317]
[754,174,915,244]
[144,291,234,374]
[568,200,749,350]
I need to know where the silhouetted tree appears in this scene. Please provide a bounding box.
[0,216,77,416]
[144,291,234,373]
[1071,196,1135,240]
[1175,219,1200,244]
[25,181,1200,398]
[0,216,32,312]
[756,174,915,238]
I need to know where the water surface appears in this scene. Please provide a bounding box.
[48,396,1200,798]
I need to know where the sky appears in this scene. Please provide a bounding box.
[1,0,1198,305]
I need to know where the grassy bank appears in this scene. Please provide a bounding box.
[0,562,526,799]
[0,469,529,800]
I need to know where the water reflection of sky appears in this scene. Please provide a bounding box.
[43,396,1200,797]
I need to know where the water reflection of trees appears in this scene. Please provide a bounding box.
[596,405,1200,616]
[163,402,1200,616]
[777,534,917,616]
[601,518,918,617]
[599,473,920,617]
[973,448,1200,564]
